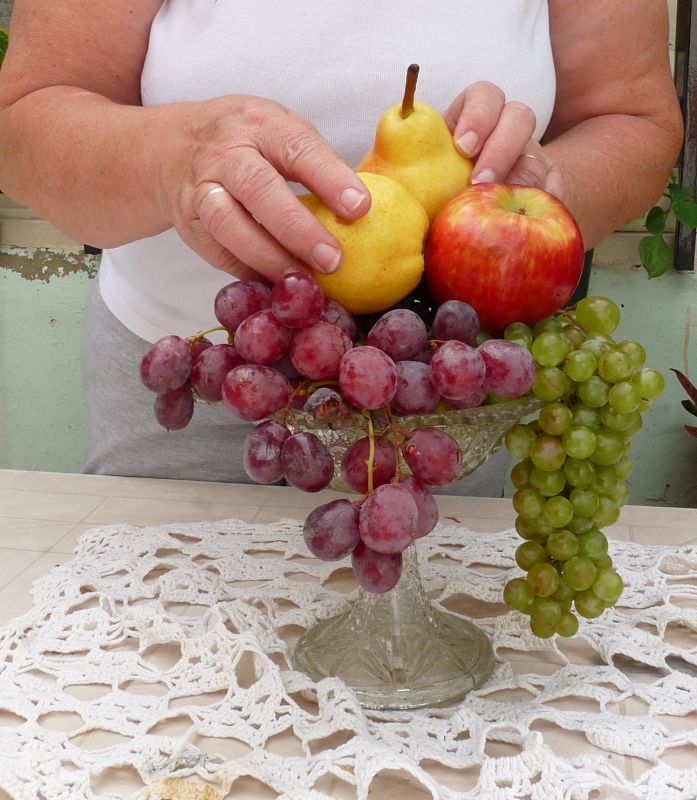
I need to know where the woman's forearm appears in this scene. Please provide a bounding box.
[543,112,683,250]
[0,86,175,247]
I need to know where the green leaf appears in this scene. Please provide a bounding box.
[638,233,673,278]
[668,182,694,204]
[673,199,697,229]
[644,205,667,234]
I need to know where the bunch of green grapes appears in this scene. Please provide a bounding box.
[502,296,664,638]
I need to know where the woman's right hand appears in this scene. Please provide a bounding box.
[158,94,371,283]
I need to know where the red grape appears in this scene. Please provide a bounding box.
[339,346,397,410]
[190,337,213,359]
[367,309,428,362]
[281,432,334,492]
[429,341,486,400]
[340,435,397,493]
[290,321,353,380]
[242,420,291,484]
[221,364,290,421]
[270,270,324,328]
[443,384,488,409]
[399,475,439,538]
[392,360,440,414]
[319,298,358,340]
[140,335,193,394]
[402,427,463,486]
[214,280,271,332]
[431,300,479,344]
[303,499,361,561]
[351,540,402,593]
[233,309,291,365]
[154,385,194,430]
[478,339,536,399]
[191,344,245,402]
[358,483,418,554]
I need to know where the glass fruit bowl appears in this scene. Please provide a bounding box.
[285,395,541,710]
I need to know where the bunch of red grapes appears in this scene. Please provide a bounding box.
[139,271,535,594]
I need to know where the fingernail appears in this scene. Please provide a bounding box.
[339,187,367,214]
[471,168,496,185]
[312,243,342,273]
[456,131,478,157]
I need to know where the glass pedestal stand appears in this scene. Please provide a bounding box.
[289,397,541,711]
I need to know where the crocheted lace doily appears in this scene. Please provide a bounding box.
[0,517,696,800]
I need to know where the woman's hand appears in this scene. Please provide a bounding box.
[443,81,565,200]
[159,95,371,283]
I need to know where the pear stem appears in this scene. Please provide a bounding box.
[400,64,420,119]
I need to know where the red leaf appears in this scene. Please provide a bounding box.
[682,399,697,417]
[672,368,697,406]
[685,425,697,439]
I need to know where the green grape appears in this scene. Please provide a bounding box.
[513,486,546,519]
[615,340,646,370]
[613,481,630,507]
[529,514,556,538]
[563,350,597,382]
[533,367,572,402]
[530,596,563,636]
[532,317,564,336]
[474,329,492,345]
[542,496,574,528]
[592,496,620,527]
[515,515,541,541]
[594,553,613,571]
[516,541,549,570]
[532,331,571,367]
[530,466,566,496]
[600,405,635,432]
[546,529,579,561]
[562,555,598,591]
[511,459,534,489]
[504,577,535,613]
[594,465,620,496]
[561,324,587,350]
[538,402,574,436]
[505,423,538,458]
[575,296,621,335]
[530,434,567,471]
[577,528,609,560]
[569,487,600,517]
[552,579,577,604]
[577,375,611,408]
[613,455,633,480]
[608,381,641,414]
[631,368,665,400]
[579,338,614,359]
[588,331,616,345]
[597,350,634,383]
[567,515,594,535]
[575,589,605,619]
[562,425,597,459]
[504,321,533,349]
[621,412,643,440]
[639,397,655,413]
[592,569,624,603]
[556,611,580,637]
[590,426,625,466]
[571,404,602,430]
[527,562,561,597]
[564,458,596,488]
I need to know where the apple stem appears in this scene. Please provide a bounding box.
[401,64,420,119]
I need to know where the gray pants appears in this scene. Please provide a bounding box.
[81,280,509,494]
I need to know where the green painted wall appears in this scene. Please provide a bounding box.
[1,251,696,506]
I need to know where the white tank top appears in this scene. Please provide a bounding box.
[99,0,556,343]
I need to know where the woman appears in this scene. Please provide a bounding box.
[0,0,683,488]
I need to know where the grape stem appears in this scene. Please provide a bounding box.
[365,412,376,495]
[187,326,228,343]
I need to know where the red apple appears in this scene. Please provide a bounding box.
[424,183,584,334]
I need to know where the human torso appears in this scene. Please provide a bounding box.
[99,0,556,342]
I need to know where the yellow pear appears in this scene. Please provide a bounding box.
[357,64,473,222]
[299,171,429,315]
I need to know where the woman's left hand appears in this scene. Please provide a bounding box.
[443,81,565,200]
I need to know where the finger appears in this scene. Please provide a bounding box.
[220,150,352,274]
[194,181,309,283]
[258,119,372,220]
[444,81,506,158]
[183,216,264,283]
[544,165,566,201]
[470,101,537,184]
[505,147,550,190]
